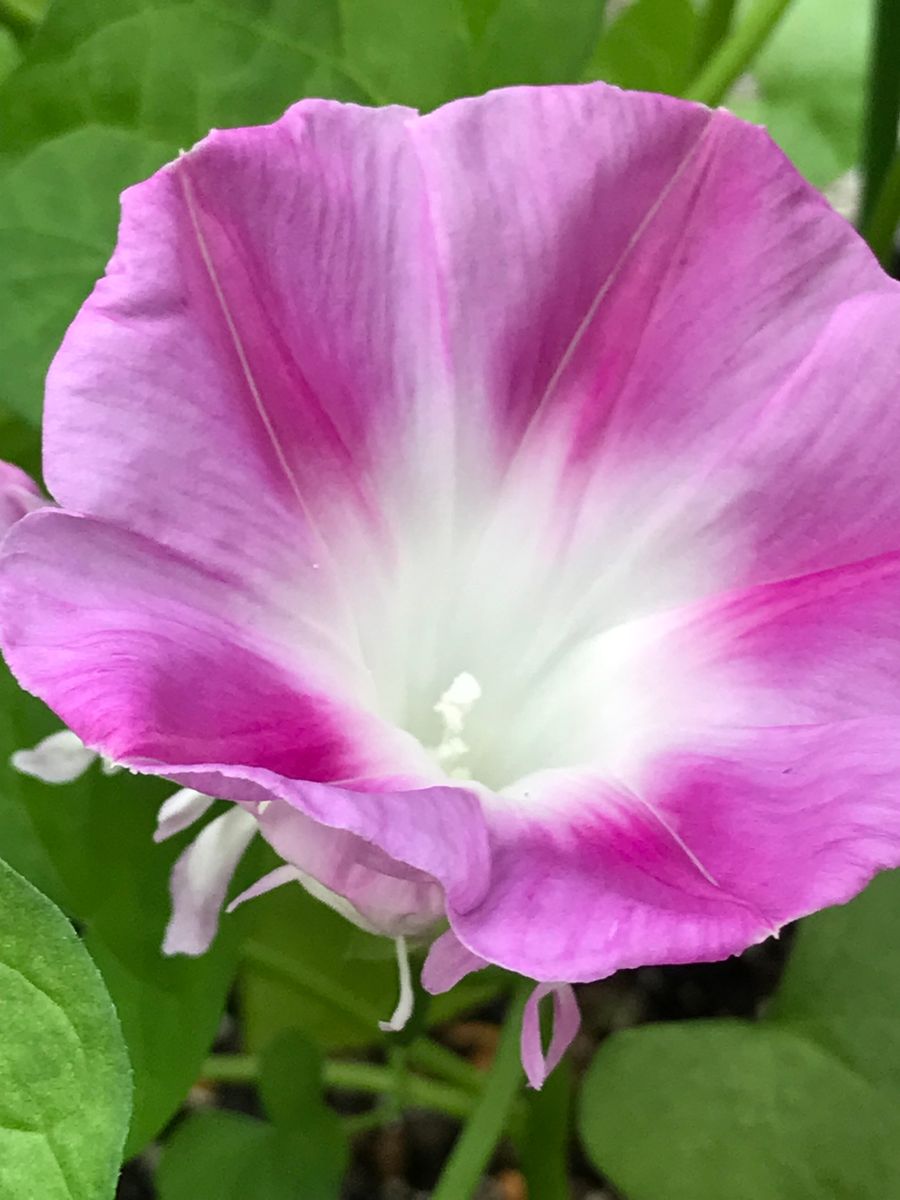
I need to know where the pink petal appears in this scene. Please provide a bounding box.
[0,508,490,928]
[448,554,900,981]
[520,983,581,1090]
[0,462,45,538]
[413,88,900,642]
[41,101,451,668]
[255,800,445,935]
[163,806,258,955]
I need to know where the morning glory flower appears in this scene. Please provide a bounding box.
[3,83,900,1085]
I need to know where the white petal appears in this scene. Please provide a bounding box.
[11,729,97,784]
[226,864,300,912]
[162,807,257,956]
[154,787,216,843]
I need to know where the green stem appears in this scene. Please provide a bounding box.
[407,1037,483,1093]
[203,1053,258,1084]
[863,149,900,268]
[684,0,793,107]
[860,0,900,227]
[431,984,529,1200]
[342,1106,395,1136]
[518,1058,573,1200]
[691,0,738,76]
[202,1054,476,1121]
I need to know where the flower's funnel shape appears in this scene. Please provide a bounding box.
[4,84,900,1082]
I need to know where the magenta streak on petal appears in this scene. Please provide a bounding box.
[520,983,581,1089]
[175,156,392,575]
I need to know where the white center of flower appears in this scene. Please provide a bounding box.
[430,671,482,779]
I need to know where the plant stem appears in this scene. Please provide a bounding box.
[518,1058,573,1200]
[860,0,900,228]
[430,983,529,1200]
[691,0,737,76]
[863,149,900,268]
[684,0,793,107]
[407,1037,483,1093]
[202,1053,476,1121]
[203,1053,258,1084]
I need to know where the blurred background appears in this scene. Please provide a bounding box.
[0,2,898,1198]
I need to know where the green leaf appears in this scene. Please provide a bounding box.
[584,0,698,94]
[258,1032,348,1199]
[771,870,900,1095]
[0,668,241,1154]
[578,871,900,1199]
[156,1111,272,1200]
[0,856,131,1200]
[336,0,472,109]
[472,0,606,90]
[158,1034,348,1200]
[580,1021,900,1200]
[727,0,871,187]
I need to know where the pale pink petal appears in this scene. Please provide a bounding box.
[520,983,581,1090]
[226,864,301,912]
[11,729,97,783]
[154,788,216,843]
[421,928,488,993]
[255,799,445,935]
[0,462,44,538]
[163,806,258,955]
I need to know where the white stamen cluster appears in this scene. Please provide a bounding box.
[431,671,482,779]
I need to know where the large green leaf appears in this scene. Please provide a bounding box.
[0,669,242,1155]
[579,871,900,1200]
[472,0,605,90]
[584,0,697,95]
[580,1022,900,1200]
[158,1033,347,1200]
[0,856,131,1199]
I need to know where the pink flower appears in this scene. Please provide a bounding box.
[3,84,900,1085]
